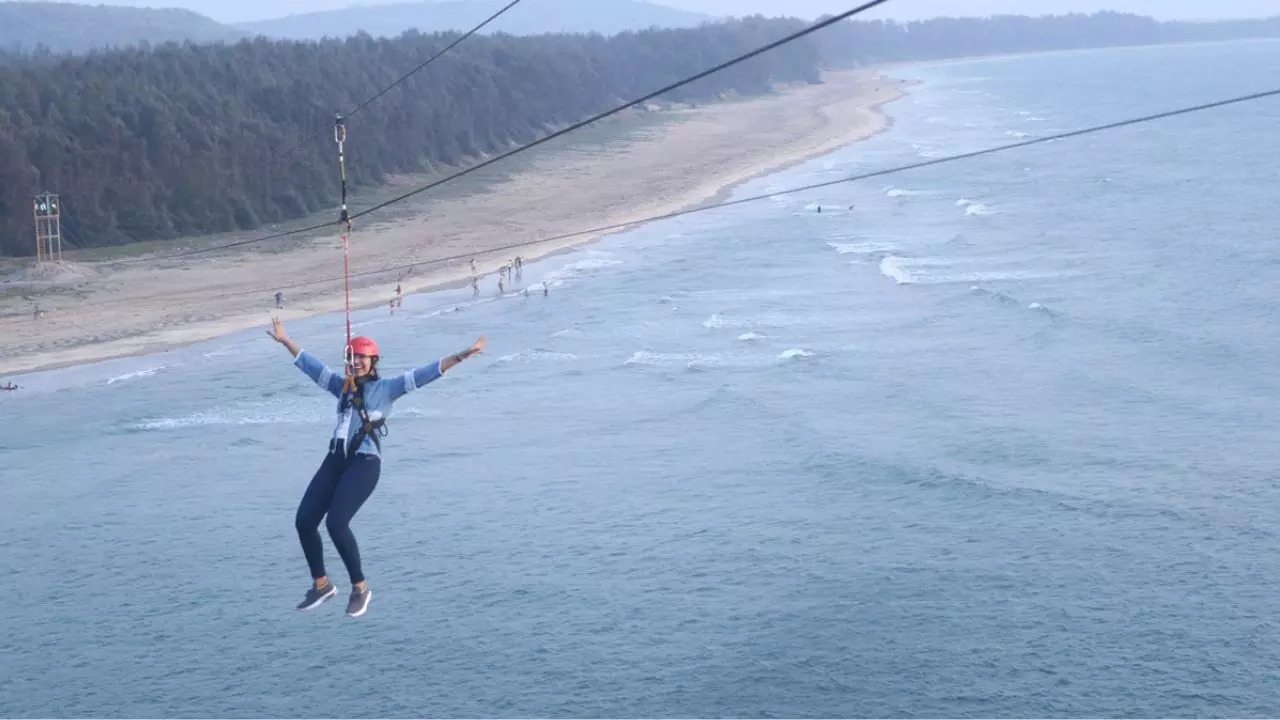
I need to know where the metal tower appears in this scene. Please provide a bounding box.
[33,192,63,262]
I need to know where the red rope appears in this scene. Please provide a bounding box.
[336,116,355,390]
[341,228,353,384]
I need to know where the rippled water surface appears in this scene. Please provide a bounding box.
[4,39,1280,717]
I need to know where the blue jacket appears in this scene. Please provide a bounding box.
[292,349,444,457]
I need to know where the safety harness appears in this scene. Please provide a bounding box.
[338,376,387,461]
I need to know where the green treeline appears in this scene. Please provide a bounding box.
[0,17,821,255]
[2,11,1279,256]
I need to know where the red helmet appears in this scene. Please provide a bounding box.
[347,336,379,357]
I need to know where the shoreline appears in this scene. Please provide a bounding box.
[0,68,910,378]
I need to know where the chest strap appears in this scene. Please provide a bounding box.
[339,378,387,458]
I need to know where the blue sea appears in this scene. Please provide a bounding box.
[4,39,1280,718]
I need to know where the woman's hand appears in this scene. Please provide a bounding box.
[266,316,289,343]
[442,336,486,372]
[267,317,302,357]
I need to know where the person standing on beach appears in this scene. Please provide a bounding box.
[275,292,284,309]
[266,317,485,617]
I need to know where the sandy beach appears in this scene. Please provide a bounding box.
[0,68,905,377]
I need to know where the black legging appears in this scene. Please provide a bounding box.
[295,448,381,585]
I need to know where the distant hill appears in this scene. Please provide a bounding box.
[236,0,717,40]
[0,1,245,53]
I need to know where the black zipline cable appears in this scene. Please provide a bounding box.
[346,0,893,222]
[53,85,1280,314]
[207,86,1280,298]
[125,0,895,264]
[267,0,526,166]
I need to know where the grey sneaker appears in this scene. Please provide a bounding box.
[296,580,337,611]
[346,587,372,617]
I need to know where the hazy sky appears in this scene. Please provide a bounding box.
[52,0,1280,25]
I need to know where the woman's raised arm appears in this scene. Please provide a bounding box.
[268,317,344,398]
[392,336,486,398]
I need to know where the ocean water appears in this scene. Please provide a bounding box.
[4,39,1280,717]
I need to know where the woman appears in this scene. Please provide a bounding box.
[267,316,486,617]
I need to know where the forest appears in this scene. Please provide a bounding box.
[0,16,823,255]
[2,11,1278,256]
